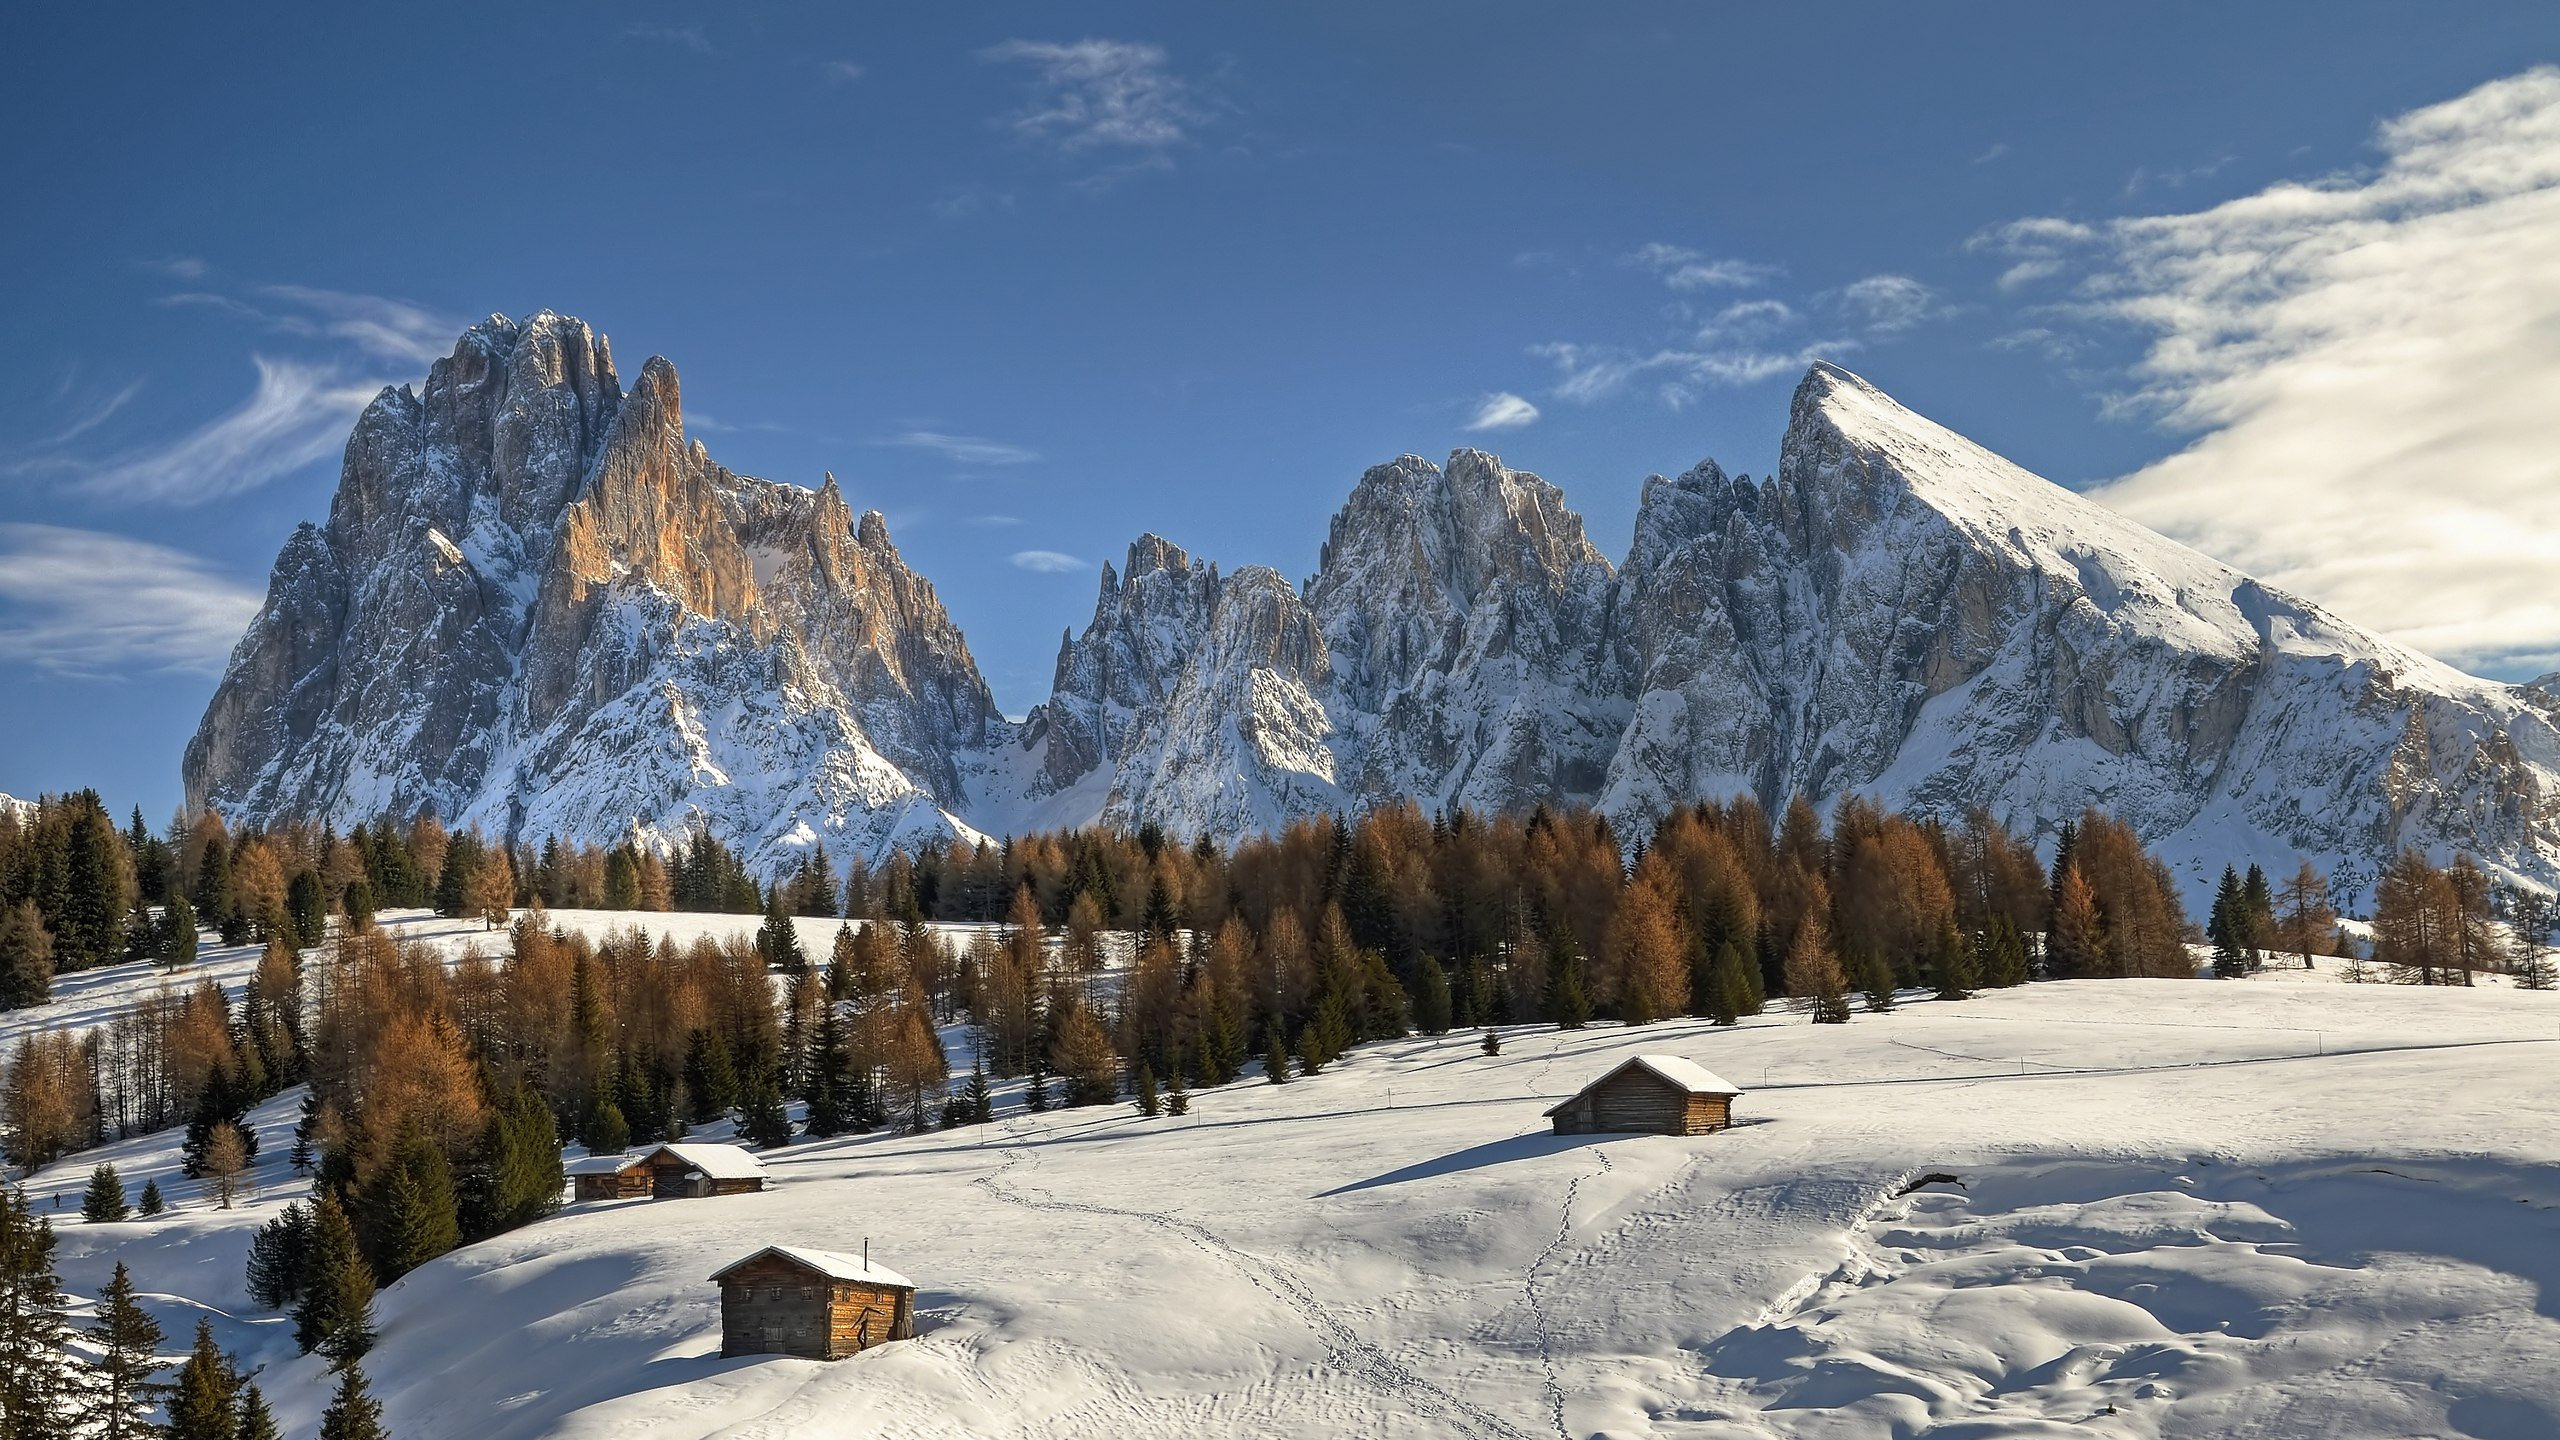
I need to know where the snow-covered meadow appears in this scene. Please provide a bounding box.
[19,910,2560,1439]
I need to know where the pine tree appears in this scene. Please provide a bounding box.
[246,1202,313,1309]
[682,1028,738,1124]
[1709,940,1760,1026]
[962,1062,994,1126]
[741,1071,793,1149]
[1412,958,1452,1036]
[2209,866,2248,979]
[755,891,806,973]
[0,900,54,1011]
[234,1385,279,1440]
[1134,1064,1161,1118]
[1853,945,1897,1014]
[1164,1058,1189,1117]
[374,1128,460,1279]
[137,1177,166,1216]
[586,1098,631,1155]
[1545,931,1592,1030]
[87,1261,168,1440]
[316,1363,387,1440]
[168,1317,241,1440]
[1480,1030,1501,1056]
[1931,924,1977,1000]
[160,894,200,971]
[81,1163,129,1223]
[1025,1063,1051,1112]
[294,1193,375,1363]
[0,1185,84,1438]
[1263,1031,1290,1084]
[474,1087,562,1238]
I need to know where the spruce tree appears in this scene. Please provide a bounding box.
[741,1072,793,1149]
[87,1261,167,1440]
[962,1062,994,1125]
[316,1363,388,1440]
[168,1318,242,1440]
[246,1202,313,1309]
[1711,940,1761,1024]
[682,1028,737,1124]
[294,1193,375,1363]
[1134,1064,1161,1118]
[0,1186,84,1437]
[234,1384,281,1440]
[375,1128,461,1279]
[1025,1063,1051,1112]
[136,1178,166,1217]
[755,891,806,973]
[160,894,199,971]
[1932,924,1977,1000]
[1165,1064,1189,1117]
[2209,866,2248,979]
[1263,1031,1290,1084]
[1412,958,1452,1036]
[1854,946,1897,1014]
[0,899,54,1010]
[81,1163,129,1223]
[1545,932,1592,1030]
[1480,1030,1501,1056]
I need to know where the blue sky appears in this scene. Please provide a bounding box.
[5,4,2557,821]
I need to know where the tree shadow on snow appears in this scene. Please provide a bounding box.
[1317,1127,1741,1197]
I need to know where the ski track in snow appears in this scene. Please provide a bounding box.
[975,1143,1540,1440]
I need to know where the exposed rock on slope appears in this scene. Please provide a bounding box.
[188,316,2560,895]
[185,312,1000,871]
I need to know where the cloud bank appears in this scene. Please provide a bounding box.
[0,524,262,677]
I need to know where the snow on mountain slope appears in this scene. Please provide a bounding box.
[185,313,1002,873]
[185,319,2560,896]
[33,941,2560,1440]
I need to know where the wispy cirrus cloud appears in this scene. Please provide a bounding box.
[1010,549,1086,574]
[1463,392,1539,432]
[0,524,262,677]
[1832,274,1950,334]
[622,22,711,54]
[819,59,864,83]
[11,357,380,505]
[879,430,1040,466]
[1626,242,1781,291]
[981,38,1217,177]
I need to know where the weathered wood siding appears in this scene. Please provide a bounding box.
[571,1169,650,1202]
[1551,1070,1733,1135]
[718,1256,915,1360]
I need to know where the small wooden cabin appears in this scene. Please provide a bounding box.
[645,1143,769,1198]
[1545,1055,1743,1136]
[566,1152,651,1202]
[713,1245,916,1360]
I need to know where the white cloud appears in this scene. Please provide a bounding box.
[965,514,1025,528]
[137,255,209,280]
[622,23,711,54]
[880,430,1040,466]
[1971,142,2010,166]
[0,524,262,677]
[2080,66,2560,675]
[40,379,146,447]
[981,39,1208,159]
[1533,340,1848,408]
[14,357,379,505]
[1010,549,1087,574]
[1463,392,1539,431]
[1965,216,2100,291]
[1834,273,1949,334]
[1627,242,1780,291]
[820,59,864,83]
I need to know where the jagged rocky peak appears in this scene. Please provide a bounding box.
[1014,533,1227,799]
[186,309,1002,874]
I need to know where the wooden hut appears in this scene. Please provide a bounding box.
[644,1143,769,1198]
[1544,1055,1743,1136]
[565,1152,651,1202]
[713,1245,916,1360]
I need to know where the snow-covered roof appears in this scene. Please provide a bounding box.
[648,1143,769,1180]
[564,1152,647,1176]
[712,1245,914,1290]
[1544,1054,1744,1115]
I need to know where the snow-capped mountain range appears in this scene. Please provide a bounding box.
[186,312,2560,898]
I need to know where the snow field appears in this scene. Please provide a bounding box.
[18,912,2560,1438]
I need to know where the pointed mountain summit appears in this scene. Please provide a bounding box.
[188,338,2560,895]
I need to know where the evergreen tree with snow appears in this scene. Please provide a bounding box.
[740,1071,793,1149]
[1480,1030,1501,1056]
[755,890,806,973]
[168,1318,241,1440]
[1025,1062,1051,1111]
[85,1262,166,1440]
[316,1363,387,1440]
[2209,866,2248,978]
[1262,1032,1290,1084]
[1412,957,1452,1036]
[136,1178,165,1217]
[1853,944,1896,1014]
[0,900,54,1011]
[80,1164,128,1223]
[294,1193,375,1363]
[961,1062,993,1125]
[1134,1064,1160,1118]
[1931,924,1977,1000]
[160,894,199,971]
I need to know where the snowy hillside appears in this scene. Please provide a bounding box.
[21,913,2560,1439]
